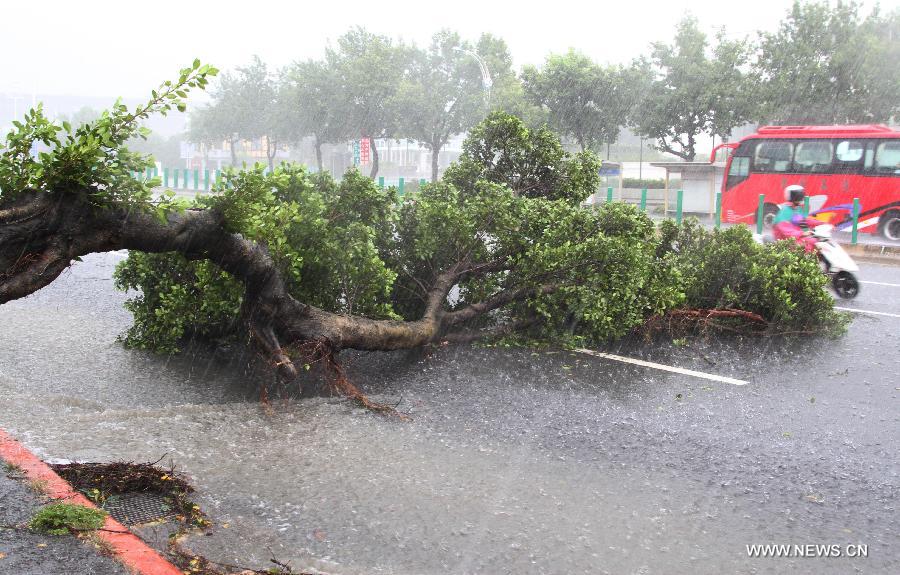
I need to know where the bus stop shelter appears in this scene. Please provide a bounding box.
[649,161,727,216]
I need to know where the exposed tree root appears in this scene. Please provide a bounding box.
[667,307,767,324]
[286,340,409,420]
[642,307,769,338]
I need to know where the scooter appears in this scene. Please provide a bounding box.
[810,223,860,299]
[754,223,860,299]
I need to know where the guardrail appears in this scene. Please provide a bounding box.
[140,167,433,197]
[598,186,864,245]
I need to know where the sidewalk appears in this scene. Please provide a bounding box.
[0,460,130,575]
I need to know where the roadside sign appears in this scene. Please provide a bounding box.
[599,161,621,176]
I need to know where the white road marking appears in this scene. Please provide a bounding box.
[574,349,749,386]
[860,280,900,287]
[835,307,900,318]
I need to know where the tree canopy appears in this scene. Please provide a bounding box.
[755,0,900,124]
[630,16,755,161]
[394,30,495,182]
[165,10,898,180]
[187,56,281,169]
[523,51,636,153]
[325,28,410,179]
[280,59,351,172]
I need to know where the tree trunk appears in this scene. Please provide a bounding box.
[266,137,276,172]
[431,144,441,183]
[314,136,323,173]
[368,140,379,180]
[685,132,696,162]
[229,139,237,166]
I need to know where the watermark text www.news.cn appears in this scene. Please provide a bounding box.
[747,544,868,558]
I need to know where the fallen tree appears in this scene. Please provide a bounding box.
[0,64,845,401]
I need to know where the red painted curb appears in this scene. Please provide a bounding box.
[0,428,184,575]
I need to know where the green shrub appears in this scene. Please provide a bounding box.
[658,219,847,334]
[622,178,666,189]
[29,503,106,535]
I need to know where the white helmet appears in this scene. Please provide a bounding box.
[784,184,805,204]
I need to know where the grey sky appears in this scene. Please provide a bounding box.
[3,0,895,100]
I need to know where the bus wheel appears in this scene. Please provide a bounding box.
[762,204,779,228]
[880,210,900,242]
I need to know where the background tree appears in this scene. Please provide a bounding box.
[127,132,182,169]
[229,56,279,171]
[523,50,635,153]
[328,28,409,179]
[281,59,350,173]
[188,56,280,168]
[187,104,227,164]
[473,34,541,125]
[395,30,491,182]
[192,72,241,164]
[632,16,755,161]
[442,111,602,203]
[755,0,900,124]
[58,106,101,128]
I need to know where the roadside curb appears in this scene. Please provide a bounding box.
[0,428,183,575]
[840,242,900,264]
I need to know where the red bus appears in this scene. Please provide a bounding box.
[718,125,900,240]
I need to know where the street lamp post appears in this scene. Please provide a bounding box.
[453,47,492,107]
[10,95,23,120]
[639,137,644,181]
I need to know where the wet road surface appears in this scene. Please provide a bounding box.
[0,253,897,574]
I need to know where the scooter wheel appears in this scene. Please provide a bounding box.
[832,271,860,299]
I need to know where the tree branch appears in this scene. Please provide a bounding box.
[442,283,557,327]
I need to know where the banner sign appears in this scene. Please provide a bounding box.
[360,138,370,163]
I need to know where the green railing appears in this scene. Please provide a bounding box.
[590,186,863,245]
[142,166,431,196]
[137,170,864,244]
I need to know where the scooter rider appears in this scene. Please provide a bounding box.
[772,185,820,252]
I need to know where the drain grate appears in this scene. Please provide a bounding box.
[102,492,175,526]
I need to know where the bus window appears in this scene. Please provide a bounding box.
[794,141,833,173]
[834,140,865,172]
[753,141,793,173]
[864,145,875,170]
[725,156,750,190]
[874,141,900,175]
